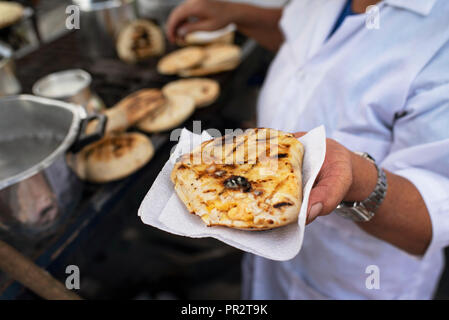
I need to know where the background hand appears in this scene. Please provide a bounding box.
[166,0,231,43]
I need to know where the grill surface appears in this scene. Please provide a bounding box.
[0,28,263,299]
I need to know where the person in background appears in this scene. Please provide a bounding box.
[167,0,449,299]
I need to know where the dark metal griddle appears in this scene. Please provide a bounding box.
[0,29,266,299]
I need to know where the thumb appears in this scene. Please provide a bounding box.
[306,182,347,224]
[166,2,199,42]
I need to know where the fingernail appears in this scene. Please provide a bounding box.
[308,203,323,222]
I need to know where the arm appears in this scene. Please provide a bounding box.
[166,0,284,52]
[346,150,431,256]
[294,135,432,256]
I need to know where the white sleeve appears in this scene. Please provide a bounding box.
[380,79,449,257]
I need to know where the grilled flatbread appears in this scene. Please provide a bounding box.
[116,19,165,63]
[94,89,166,134]
[178,60,239,77]
[201,44,241,68]
[178,44,240,77]
[74,132,154,183]
[171,128,304,230]
[157,46,205,75]
[136,95,195,133]
[162,78,220,108]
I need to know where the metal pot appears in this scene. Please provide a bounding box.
[72,0,138,58]
[0,43,21,96]
[0,95,106,236]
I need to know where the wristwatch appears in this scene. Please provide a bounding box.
[335,152,388,222]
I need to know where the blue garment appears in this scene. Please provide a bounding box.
[328,0,356,38]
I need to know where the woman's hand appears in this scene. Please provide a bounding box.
[166,0,232,43]
[293,133,353,224]
[293,132,378,224]
[166,0,284,51]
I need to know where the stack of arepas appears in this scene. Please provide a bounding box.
[69,89,166,183]
[137,78,220,132]
[70,78,220,183]
[157,44,241,77]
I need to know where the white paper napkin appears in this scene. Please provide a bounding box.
[138,126,326,261]
[185,24,237,43]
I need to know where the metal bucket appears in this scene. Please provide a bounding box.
[32,69,105,114]
[0,95,106,236]
[72,0,138,58]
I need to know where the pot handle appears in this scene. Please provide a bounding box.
[70,114,107,153]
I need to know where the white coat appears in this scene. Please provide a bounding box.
[244,0,449,299]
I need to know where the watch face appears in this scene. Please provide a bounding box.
[336,206,357,220]
[335,204,374,222]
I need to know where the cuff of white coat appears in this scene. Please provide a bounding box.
[390,167,449,259]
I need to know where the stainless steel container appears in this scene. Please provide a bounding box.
[0,95,106,236]
[0,43,21,96]
[32,69,104,114]
[72,0,138,58]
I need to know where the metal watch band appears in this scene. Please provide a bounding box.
[361,165,387,213]
[336,152,388,222]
